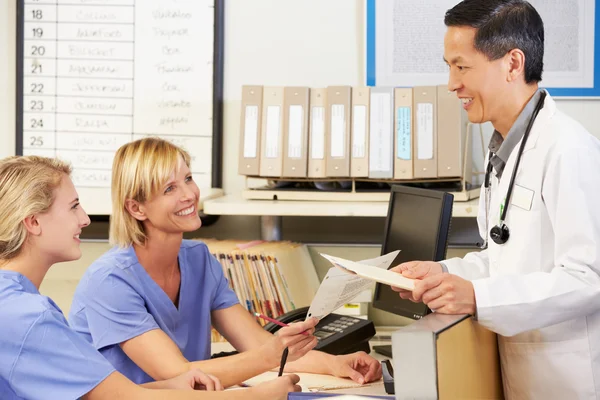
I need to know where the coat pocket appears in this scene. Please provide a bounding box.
[500,338,595,400]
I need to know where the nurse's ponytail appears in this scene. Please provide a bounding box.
[0,156,71,260]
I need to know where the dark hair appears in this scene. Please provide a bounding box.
[445,0,544,84]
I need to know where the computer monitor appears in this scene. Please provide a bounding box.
[373,185,453,320]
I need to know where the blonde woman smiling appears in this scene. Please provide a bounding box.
[69,138,382,387]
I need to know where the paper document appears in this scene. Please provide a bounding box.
[306,251,405,321]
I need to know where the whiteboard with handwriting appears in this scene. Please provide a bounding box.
[17,0,218,215]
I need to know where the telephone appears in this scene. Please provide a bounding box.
[211,307,376,359]
[263,307,376,356]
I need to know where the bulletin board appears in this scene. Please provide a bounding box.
[366,0,600,98]
[16,0,224,215]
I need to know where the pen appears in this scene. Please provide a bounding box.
[278,347,289,377]
[253,312,310,336]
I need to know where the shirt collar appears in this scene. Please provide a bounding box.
[0,270,39,294]
[488,88,544,175]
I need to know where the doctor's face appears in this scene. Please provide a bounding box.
[444,26,509,126]
[36,175,90,264]
[139,156,201,236]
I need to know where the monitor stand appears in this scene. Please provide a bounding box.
[373,344,393,358]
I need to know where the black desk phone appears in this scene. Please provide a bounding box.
[263,307,376,355]
[211,307,376,358]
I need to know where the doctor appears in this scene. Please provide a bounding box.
[392,0,600,398]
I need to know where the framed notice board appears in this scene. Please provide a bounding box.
[16,0,224,215]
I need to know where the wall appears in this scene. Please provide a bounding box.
[3,0,600,326]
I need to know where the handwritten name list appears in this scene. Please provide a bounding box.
[22,0,214,188]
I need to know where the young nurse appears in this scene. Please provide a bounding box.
[69,138,382,387]
[0,155,300,400]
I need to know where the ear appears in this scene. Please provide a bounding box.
[124,199,148,221]
[506,48,526,82]
[23,214,42,236]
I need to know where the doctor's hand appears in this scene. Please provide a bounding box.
[160,369,223,391]
[390,261,444,302]
[414,273,476,315]
[263,318,319,366]
[328,351,383,384]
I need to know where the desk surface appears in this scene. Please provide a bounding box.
[212,339,393,396]
[204,195,479,218]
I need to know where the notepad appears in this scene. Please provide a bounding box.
[320,253,415,291]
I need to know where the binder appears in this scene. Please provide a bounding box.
[437,85,467,178]
[413,86,438,179]
[368,87,394,179]
[394,87,414,179]
[351,87,370,177]
[308,88,327,178]
[238,85,263,176]
[259,87,285,177]
[325,86,352,177]
[282,87,310,177]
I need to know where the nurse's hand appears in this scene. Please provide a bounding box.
[328,351,383,384]
[414,273,476,315]
[264,318,318,366]
[162,369,224,390]
[251,374,301,400]
[390,261,444,302]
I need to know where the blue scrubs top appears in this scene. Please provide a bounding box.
[69,240,239,384]
[0,270,115,400]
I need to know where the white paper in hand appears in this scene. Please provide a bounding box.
[306,251,403,321]
[321,253,415,290]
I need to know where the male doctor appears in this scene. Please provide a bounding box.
[392,0,600,398]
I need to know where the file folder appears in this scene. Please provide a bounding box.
[394,87,414,179]
[413,86,438,179]
[282,87,310,178]
[351,87,370,177]
[259,87,285,177]
[369,87,394,179]
[437,85,468,178]
[308,88,327,178]
[238,85,263,176]
[326,86,352,177]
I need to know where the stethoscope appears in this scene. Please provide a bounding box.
[482,90,546,248]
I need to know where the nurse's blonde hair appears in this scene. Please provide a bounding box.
[0,156,72,260]
[110,137,192,248]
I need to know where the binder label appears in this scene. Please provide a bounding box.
[417,103,434,160]
[265,106,281,159]
[243,105,259,158]
[352,105,367,158]
[396,106,411,160]
[310,106,325,160]
[287,105,303,159]
[330,104,345,158]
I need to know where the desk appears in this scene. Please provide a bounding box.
[212,336,393,397]
[203,196,479,240]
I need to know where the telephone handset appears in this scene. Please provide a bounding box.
[263,307,376,356]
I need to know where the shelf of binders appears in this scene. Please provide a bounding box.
[238,85,481,203]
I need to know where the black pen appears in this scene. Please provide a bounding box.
[278,347,289,377]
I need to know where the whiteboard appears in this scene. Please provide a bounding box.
[16,0,223,215]
[366,0,600,98]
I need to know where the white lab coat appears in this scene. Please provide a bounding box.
[443,93,600,399]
